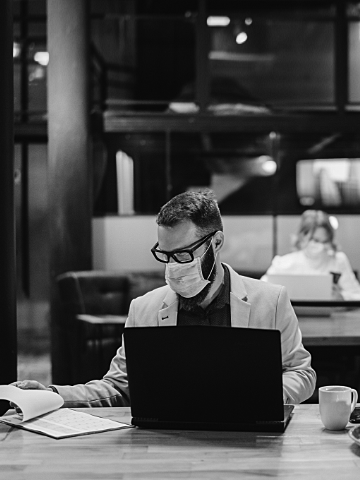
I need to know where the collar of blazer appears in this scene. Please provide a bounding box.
[157,263,251,328]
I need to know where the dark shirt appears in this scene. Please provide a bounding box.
[177,264,231,327]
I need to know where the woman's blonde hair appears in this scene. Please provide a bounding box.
[293,210,337,251]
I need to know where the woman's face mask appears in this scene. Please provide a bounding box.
[165,241,216,298]
[303,239,331,260]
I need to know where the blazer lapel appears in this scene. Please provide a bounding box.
[155,264,251,327]
[226,264,251,328]
[157,289,178,326]
[230,293,251,328]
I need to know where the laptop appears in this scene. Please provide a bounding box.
[266,273,333,316]
[124,326,294,432]
[266,273,333,301]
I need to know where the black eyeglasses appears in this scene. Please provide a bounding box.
[151,231,217,264]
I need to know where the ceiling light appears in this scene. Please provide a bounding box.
[235,32,248,44]
[34,52,49,66]
[13,42,21,58]
[207,16,230,27]
[245,18,252,26]
[329,216,339,230]
[260,156,277,175]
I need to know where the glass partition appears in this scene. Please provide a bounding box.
[170,131,277,214]
[90,1,346,112]
[94,133,167,215]
[348,3,360,104]
[96,130,360,216]
[27,40,48,120]
[207,3,336,109]
[91,10,196,112]
[13,0,47,122]
[278,132,360,214]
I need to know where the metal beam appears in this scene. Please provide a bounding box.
[104,112,360,134]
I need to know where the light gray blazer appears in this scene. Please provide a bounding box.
[55,264,316,406]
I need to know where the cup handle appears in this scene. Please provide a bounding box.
[351,389,358,412]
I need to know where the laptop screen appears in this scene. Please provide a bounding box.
[124,326,284,424]
[266,273,333,301]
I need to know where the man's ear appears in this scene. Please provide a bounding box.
[214,232,224,252]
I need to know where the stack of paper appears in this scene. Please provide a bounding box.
[0,385,131,439]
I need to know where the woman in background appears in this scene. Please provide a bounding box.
[262,210,360,300]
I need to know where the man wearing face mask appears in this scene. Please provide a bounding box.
[262,209,360,300]
[12,190,316,406]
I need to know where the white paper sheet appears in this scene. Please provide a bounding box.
[0,385,131,439]
[0,385,64,421]
[1,408,130,439]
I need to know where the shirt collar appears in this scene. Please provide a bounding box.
[179,263,230,312]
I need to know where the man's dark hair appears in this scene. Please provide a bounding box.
[156,189,223,236]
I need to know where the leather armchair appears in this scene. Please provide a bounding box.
[55,270,165,384]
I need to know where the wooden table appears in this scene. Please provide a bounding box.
[77,308,360,347]
[1,405,360,479]
[298,308,360,346]
[297,309,360,401]
[76,310,360,347]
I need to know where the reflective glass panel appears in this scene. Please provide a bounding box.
[170,132,277,214]
[28,64,47,118]
[91,15,195,112]
[207,6,335,109]
[297,158,360,209]
[14,64,21,113]
[28,0,46,16]
[28,22,47,38]
[27,41,48,118]
[279,132,360,213]
[348,20,360,102]
[94,133,167,215]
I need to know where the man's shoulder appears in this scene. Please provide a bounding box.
[227,265,290,320]
[226,263,283,298]
[239,273,283,295]
[132,284,172,306]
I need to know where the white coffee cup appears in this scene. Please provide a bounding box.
[319,385,358,430]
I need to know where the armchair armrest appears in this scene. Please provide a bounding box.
[76,314,127,325]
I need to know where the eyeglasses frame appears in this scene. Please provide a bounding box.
[151,230,218,264]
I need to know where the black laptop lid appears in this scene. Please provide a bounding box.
[124,326,284,424]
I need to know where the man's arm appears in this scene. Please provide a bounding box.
[275,286,316,404]
[49,299,143,407]
[52,339,130,408]
[16,305,137,407]
[11,345,130,408]
[14,289,168,407]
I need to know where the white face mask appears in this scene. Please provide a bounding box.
[303,240,327,260]
[165,242,216,298]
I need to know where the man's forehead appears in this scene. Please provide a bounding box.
[157,222,200,250]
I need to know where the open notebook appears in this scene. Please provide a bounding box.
[124,326,294,433]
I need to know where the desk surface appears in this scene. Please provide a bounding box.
[1,405,360,479]
[76,314,127,325]
[299,308,360,346]
[76,310,360,346]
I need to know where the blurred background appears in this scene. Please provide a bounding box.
[11,0,360,387]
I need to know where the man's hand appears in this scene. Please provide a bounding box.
[11,380,50,391]
[9,381,53,412]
